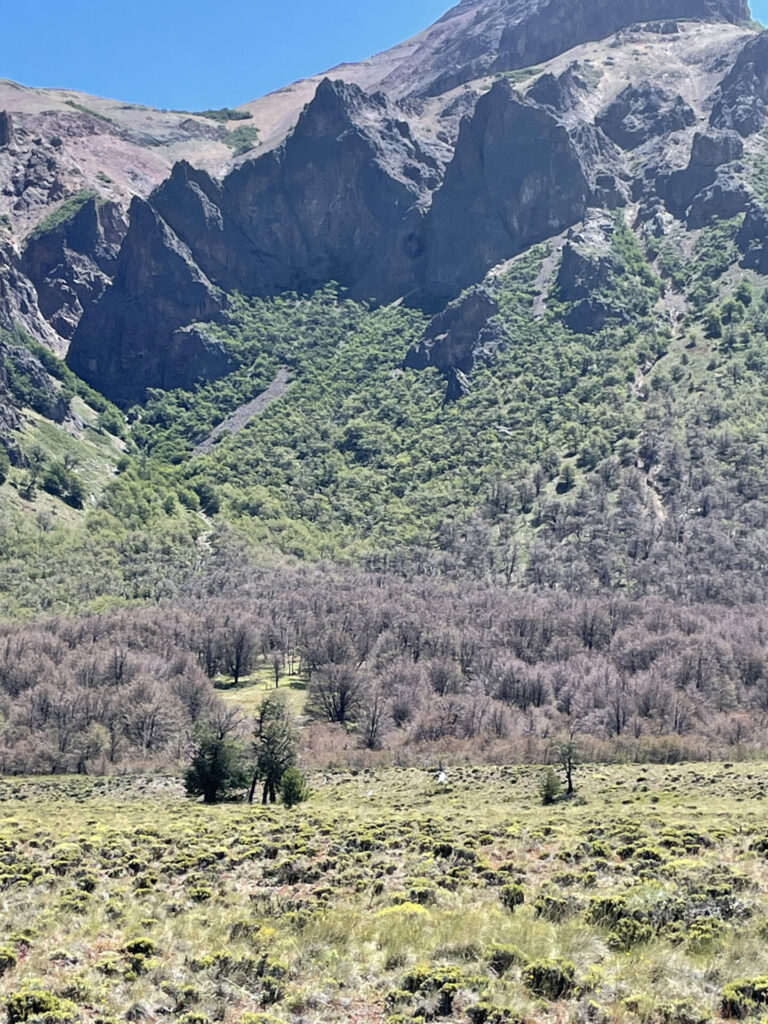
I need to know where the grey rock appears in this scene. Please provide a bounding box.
[138,79,445,303]
[5,342,68,421]
[68,77,452,403]
[556,212,627,332]
[686,164,751,227]
[527,64,592,113]
[404,286,503,400]
[596,81,695,150]
[658,129,744,219]
[0,239,62,353]
[21,197,127,340]
[0,112,14,149]
[67,197,230,406]
[423,79,626,305]
[0,344,22,454]
[690,129,744,168]
[711,30,768,137]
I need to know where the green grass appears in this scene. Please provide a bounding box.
[216,662,308,717]
[0,764,768,1023]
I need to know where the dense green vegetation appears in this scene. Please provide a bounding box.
[193,108,254,123]
[225,125,261,156]
[3,210,768,610]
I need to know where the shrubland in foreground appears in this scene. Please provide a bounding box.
[2,764,768,1023]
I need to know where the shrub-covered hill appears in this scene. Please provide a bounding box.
[2,764,768,1024]
[10,212,759,603]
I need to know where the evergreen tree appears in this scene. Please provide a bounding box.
[184,730,248,805]
[539,767,563,806]
[250,693,299,805]
[280,766,309,808]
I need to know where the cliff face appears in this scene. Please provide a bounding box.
[422,80,626,305]
[711,32,768,136]
[67,198,232,406]
[188,79,446,303]
[0,238,63,353]
[67,79,449,403]
[67,71,630,400]
[21,198,126,341]
[0,0,759,406]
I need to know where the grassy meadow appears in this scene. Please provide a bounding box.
[2,764,768,1024]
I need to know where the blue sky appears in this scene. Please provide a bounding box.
[2,1,450,111]
[3,0,766,112]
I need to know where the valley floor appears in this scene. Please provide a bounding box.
[2,763,768,1023]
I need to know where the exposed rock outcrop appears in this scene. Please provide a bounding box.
[556,213,624,332]
[0,239,62,353]
[710,31,768,137]
[67,78,452,405]
[686,164,751,227]
[67,197,231,406]
[156,79,446,302]
[21,197,127,340]
[404,286,503,400]
[658,129,745,221]
[736,201,768,273]
[556,209,662,332]
[423,79,626,305]
[0,113,14,149]
[34,0,762,405]
[527,64,592,114]
[596,81,695,150]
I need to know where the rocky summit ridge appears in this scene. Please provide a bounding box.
[0,0,765,405]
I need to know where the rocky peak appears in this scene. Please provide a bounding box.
[0,113,14,149]
[491,0,749,81]
[710,31,768,137]
[67,197,231,405]
[423,79,626,304]
[373,0,751,99]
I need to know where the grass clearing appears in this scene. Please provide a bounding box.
[215,663,308,717]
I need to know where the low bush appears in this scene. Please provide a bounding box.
[523,959,575,1000]
[722,978,768,1019]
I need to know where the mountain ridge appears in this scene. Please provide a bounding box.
[4,0,768,615]
[61,4,765,402]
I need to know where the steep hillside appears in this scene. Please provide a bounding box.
[0,79,255,353]
[3,0,768,618]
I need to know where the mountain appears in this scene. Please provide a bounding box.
[56,0,757,403]
[4,0,768,613]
